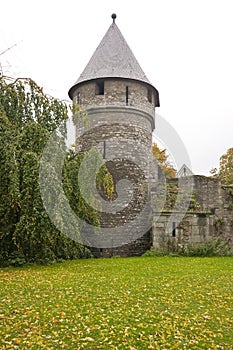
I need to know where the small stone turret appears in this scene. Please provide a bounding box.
[68,15,160,257]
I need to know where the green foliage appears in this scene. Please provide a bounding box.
[96,164,115,201]
[0,76,102,266]
[152,143,176,178]
[183,238,233,257]
[212,147,233,184]
[143,245,181,257]
[219,147,233,185]
[0,257,233,348]
[6,251,27,267]
[227,203,233,210]
[63,150,101,227]
[143,248,168,257]
[162,181,200,211]
[144,238,233,257]
[214,217,225,234]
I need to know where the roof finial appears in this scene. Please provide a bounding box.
[111,13,117,23]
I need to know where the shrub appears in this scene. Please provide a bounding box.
[7,251,27,267]
[184,238,233,257]
[143,247,169,257]
[143,238,233,257]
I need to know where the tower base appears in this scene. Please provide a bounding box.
[88,230,152,258]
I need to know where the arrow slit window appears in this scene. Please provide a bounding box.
[96,80,104,95]
[147,88,152,103]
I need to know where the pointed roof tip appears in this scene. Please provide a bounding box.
[71,21,150,86]
[68,14,159,101]
[111,13,117,23]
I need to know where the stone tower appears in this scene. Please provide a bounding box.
[68,14,160,257]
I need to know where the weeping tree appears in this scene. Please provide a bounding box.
[0,77,112,265]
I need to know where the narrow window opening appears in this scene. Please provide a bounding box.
[126,86,129,105]
[103,141,106,159]
[158,165,163,179]
[96,80,104,95]
[77,92,80,104]
[172,222,176,237]
[100,248,103,253]
[147,88,152,103]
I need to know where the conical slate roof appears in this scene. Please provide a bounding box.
[69,15,157,99]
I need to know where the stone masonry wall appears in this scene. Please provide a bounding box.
[192,176,222,211]
[152,175,233,249]
[76,121,152,154]
[153,212,215,249]
[74,78,156,257]
[192,176,233,244]
[214,186,233,245]
[78,106,153,133]
[73,79,156,125]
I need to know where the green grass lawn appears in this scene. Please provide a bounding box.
[0,257,233,349]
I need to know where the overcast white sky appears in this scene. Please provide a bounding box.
[1,0,232,175]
